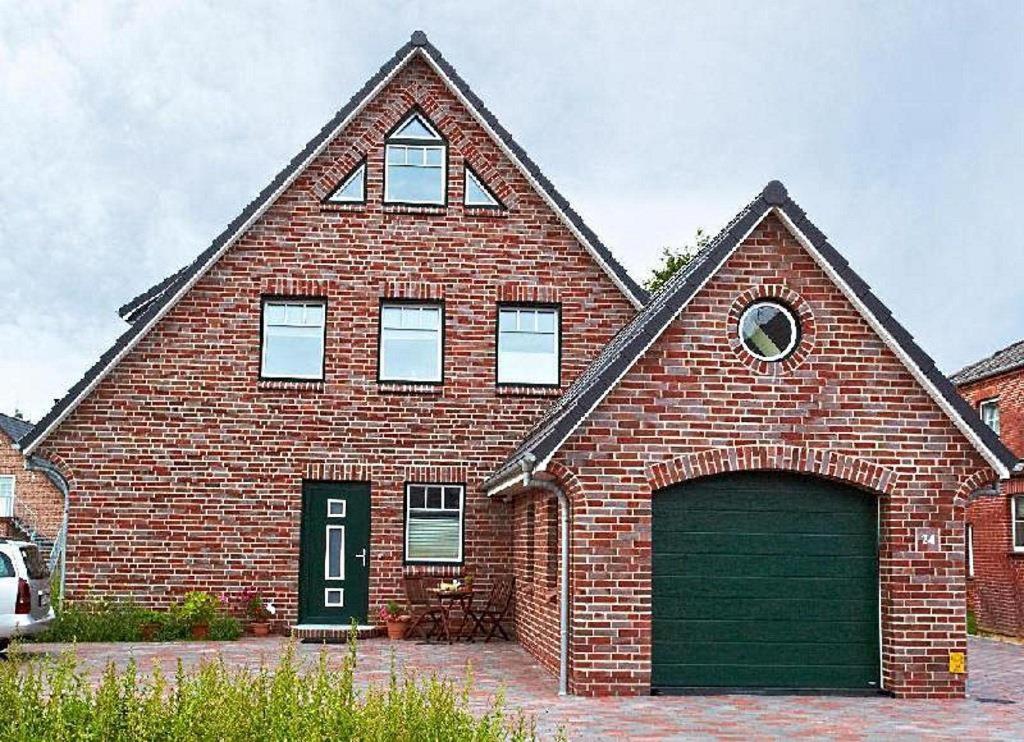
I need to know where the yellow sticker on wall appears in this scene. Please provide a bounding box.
[949,652,966,674]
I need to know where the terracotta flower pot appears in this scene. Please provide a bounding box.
[250,621,271,637]
[386,620,406,640]
[190,623,210,640]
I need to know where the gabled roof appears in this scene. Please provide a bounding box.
[21,31,645,456]
[951,340,1024,387]
[484,180,1019,493]
[0,412,33,444]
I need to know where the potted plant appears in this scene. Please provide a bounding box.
[178,591,219,640]
[242,590,273,637]
[379,601,408,640]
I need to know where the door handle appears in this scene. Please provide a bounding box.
[356,549,367,567]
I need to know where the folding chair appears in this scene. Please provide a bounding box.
[403,576,444,641]
[469,575,515,642]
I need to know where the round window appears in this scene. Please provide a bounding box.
[738,301,799,361]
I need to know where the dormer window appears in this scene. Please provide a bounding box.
[385,112,446,205]
[325,161,365,204]
[979,398,1000,435]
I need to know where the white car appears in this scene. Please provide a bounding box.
[0,539,55,650]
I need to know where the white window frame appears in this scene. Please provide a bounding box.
[326,162,366,203]
[260,299,327,380]
[404,483,465,565]
[967,523,975,577]
[0,475,14,518]
[384,113,446,205]
[464,167,500,207]
[327,499,346,518]
[379,302,443,383]
[979,398,1000,436]
[497,305,561,386]
[1013,496,1024,553]
[324,588,344,607]
[738,300,799,362]
[324,525,345,580]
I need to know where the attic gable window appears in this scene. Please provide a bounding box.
[326,162,365,203]
[384,112,446,205]
[979,398,1000,435]
[464,167,500,208]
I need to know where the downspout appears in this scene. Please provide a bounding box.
[519,455,570,696]
[24,455,70,605]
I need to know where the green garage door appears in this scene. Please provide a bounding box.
[652,471,879,692]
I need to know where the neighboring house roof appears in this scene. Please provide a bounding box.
[0,412,33,444]
[951,340,1024,387]
[20,31,646,456]
[484,180,1019,494]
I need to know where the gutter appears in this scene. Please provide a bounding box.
[519,458,570,696]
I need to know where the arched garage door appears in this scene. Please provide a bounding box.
[652,471,879,692]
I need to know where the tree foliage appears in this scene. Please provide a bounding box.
[643,229,710,294]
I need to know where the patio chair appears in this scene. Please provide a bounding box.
[469,574,515,642]
[403,575,444,641]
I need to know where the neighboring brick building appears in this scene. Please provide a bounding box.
[16,33,1017,699]
[0,412,64,548]
[952,342,1024,637]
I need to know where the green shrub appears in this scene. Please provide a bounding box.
[0,634,535,740]
[34,593,241,643]
[967,610,978,635]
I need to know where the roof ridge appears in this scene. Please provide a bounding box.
[21,33,646,454]
[951,338,1024,386]
[483,180,1018,493]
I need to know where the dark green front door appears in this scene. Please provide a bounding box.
[652,471,879,692]
[299,481,371,624]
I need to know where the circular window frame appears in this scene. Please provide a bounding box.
[727,286,815,376]
[738,300,800,362]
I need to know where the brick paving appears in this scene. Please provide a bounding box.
[14,636,1023,739]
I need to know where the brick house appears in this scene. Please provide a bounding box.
[0,412,64,551]
[14,32,1018,699]
[952,342,1024,637]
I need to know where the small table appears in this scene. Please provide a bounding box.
[428,588,475,643]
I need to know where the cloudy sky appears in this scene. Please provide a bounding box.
[1,1,1022,420]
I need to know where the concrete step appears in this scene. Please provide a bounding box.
[291,623,382,642]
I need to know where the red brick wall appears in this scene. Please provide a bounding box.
[530,214,989,698]
[959,371,1024,636]
[512,492,563,677]
[36,56,636,621]
[0,430,63,538]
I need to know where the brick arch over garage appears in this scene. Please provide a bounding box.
[646,444,902,497]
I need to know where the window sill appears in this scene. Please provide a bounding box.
[258,378,325,391]
[465,206,508,218]
[378,382,443,395]
[320,202,365,213]
[495,385,563,397]
[382,203,447,215]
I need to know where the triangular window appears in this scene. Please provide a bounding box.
[392,113,441,141]
[464,167,500,208]
[326,162,365,203]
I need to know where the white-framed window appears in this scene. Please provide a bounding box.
[384,113,446,205]
[0,475,13,518]
[327,499,346,518]
[324,588,344,607]
[325,525,345,580]
[1013,496,1024,552]
[979,398,1000,436]
[967,523,975,577]
[326,162,365,203]
[261,300,326,380]
[738,300,800,362]
[405,483,464,564]
[379,302,443,383]
[497,306,560,386]
[464,167,499,207]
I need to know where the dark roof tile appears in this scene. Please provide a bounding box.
[952,340,1024,386]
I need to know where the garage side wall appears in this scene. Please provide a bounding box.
[552,214,990,698]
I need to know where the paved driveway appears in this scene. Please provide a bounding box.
[15,636,1023,739]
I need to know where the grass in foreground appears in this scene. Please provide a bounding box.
[0,633,536,741]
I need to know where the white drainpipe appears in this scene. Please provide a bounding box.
[519,457,570,696]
